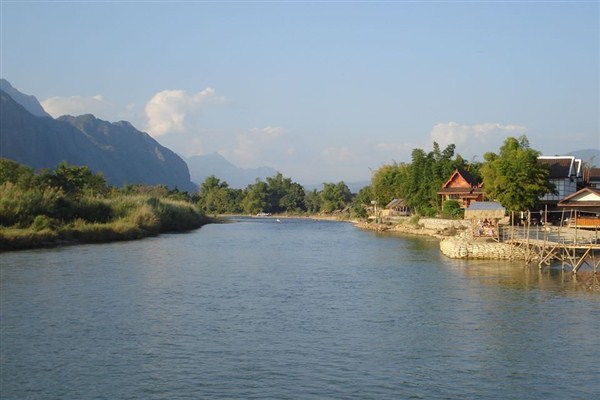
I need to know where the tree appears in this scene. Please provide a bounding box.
[265,172,306,213]
[37,162,108,197]
[241,179,270,214]
[279,182,306,213]
[320,182,352,213]
[0,158,36,188]
[198,175,232,214]
[480,136,555,211]
[351,185,372,219]
[304,189,321,213]
[371,163,408,206]
[399,142,468,216]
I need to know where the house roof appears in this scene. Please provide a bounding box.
[464,201,506,219]
[385,198,408,209]
[537,156,581,179]
[467,201,505,211]
[558,187,600,207]
[589,168,600,182]
[440,168,480,189]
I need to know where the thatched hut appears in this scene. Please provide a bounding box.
[464,202,506,239]
[383,198,410,217]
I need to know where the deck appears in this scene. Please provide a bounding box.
[502,225,600,273]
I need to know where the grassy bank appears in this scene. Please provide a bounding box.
[0,194,211,251]
[0,159,211,251]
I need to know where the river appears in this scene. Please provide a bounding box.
[1,217,599,399]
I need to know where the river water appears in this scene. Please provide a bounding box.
[1,217,599,399]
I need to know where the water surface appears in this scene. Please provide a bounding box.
[1,218,598,399]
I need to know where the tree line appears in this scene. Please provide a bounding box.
[197,173,355,216]
[1,134,558,236]
[366,135,556,216]
[193,135,558,218]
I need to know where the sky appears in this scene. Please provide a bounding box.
[1,1,599,185]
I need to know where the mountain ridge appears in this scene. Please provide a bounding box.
[0,79,51,118]
[0,84,196,192]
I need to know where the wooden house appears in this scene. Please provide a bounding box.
[587,168,600,189]
[437,168,483,208]
[557,187,600,228]
[383,198,410,217]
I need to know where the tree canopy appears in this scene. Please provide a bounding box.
[480,136,555,211]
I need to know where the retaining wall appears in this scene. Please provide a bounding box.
[440,236,527,260]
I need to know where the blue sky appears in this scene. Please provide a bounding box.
[1,1,598,184]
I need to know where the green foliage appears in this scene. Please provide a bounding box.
[442,200,464,219]
[242,179,270,214]
[480,136,555,211]
[0,158,36,188]
[198,176,239,214]
[371,163,408,206]
[368,142,473,216]
[38,162,108,197]
[403,143,461,215]
[0,182,68,227]
[320,182,352,213]
[30,215,59,232]
[351,186,372,219]
[304,189,321,213]
[238,173,307,214]
[0,160,209,250]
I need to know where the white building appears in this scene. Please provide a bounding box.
[537,156,582,204]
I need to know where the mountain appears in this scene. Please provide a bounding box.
[564,149,600,164]
[303,181,370,194]
[0,87,196,192]
[0,79,51,118]
[187,153,278,188]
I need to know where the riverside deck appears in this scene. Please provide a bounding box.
[502,225,600,273]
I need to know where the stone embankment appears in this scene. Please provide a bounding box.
[356,217,527,261]
[439,233,527,260]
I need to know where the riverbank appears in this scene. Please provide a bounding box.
[355,217,600,263]
[354,217,529,260]
[0,197,212,251]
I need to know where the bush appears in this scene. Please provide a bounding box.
[442,200,464,219]
[30,215,58,231]
[73,197,113,223]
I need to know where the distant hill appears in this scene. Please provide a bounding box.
[0,85,196,192]
[187,153,278,189]
[303,181,370,194]
[0,79,51,118]
[564,149,600,165]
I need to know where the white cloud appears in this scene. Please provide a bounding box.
[429,121,528,156]
[41,94,116,119]
[144,88,226,137]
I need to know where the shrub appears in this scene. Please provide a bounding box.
[30,215,58,231]
[442,200,464,219]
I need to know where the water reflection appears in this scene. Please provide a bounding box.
[445,259,600,293]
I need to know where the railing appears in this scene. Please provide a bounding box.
[499,225,599,246]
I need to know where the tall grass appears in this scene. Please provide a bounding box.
[0,187,209,250]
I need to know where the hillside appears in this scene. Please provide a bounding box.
[0,86,196,191]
